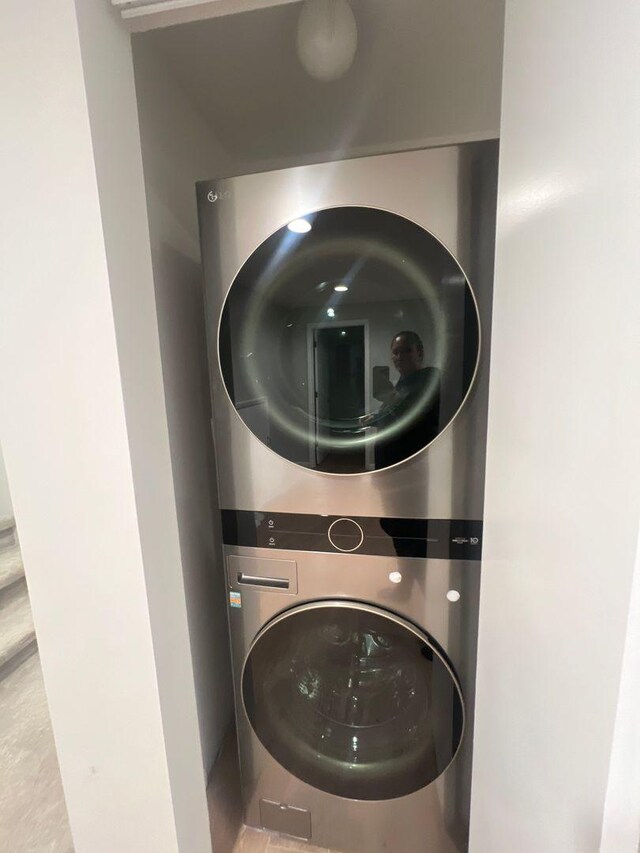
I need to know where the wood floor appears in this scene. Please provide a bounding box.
[232,824,340,853]
[0,653,73,852]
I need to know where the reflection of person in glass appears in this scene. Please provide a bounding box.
[372,331,441,469]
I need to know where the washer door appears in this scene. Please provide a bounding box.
[219,206,479,474]
[242,601,464,801]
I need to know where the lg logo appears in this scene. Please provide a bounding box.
[207,189,231,203]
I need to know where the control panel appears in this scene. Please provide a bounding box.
[221,510,482,561]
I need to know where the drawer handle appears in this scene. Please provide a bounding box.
[237,573,289,589]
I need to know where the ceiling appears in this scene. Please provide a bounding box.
[133,0,504,168]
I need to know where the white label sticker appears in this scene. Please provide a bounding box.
[229,591,242,609]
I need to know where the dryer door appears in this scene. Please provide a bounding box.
[242,600,464,801]
[219,206,480,474]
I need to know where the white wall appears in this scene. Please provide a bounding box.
[72,3,213,850]
[471,2,640,852]
[0,445,13,523]
[600,521,640,852]
[132,37,234,773]
[0,1,211,851]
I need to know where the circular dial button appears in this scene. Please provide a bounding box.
[328,518,364,552]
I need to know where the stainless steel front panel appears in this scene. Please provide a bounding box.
[224,546,480,853]
[198,142,498,518]
[200,145,495,853]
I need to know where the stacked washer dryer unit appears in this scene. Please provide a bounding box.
[198,142,498,853]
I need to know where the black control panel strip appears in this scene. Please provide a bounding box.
[221,510,483,561]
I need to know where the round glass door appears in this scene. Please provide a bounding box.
[219,207,480,474]
[242,602,464,801]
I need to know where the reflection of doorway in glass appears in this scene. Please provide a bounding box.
[306,320,372,471]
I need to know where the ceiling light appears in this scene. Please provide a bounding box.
[327,308,335,318]
[287,218,312,234]
[297,0,358,83]
[334,284,348,292]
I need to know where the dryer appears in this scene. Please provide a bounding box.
[197,142,498,853]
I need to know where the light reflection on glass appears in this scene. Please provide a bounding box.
[288,218,312,233]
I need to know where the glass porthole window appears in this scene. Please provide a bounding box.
[242,602,464,801]
[219,207,479,474]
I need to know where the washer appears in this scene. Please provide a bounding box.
[222,537,480,853]
[197,142,498,852]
